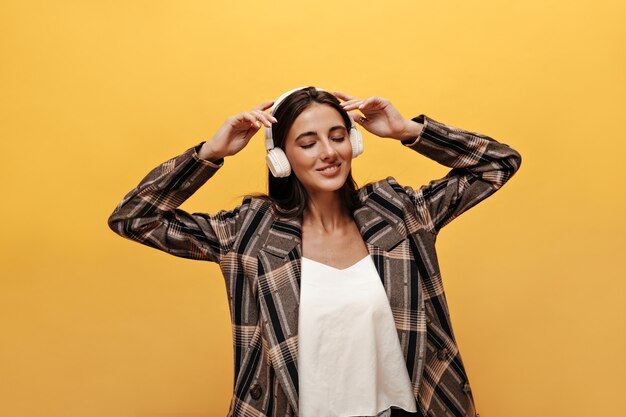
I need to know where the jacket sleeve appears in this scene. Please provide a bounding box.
[399,114,522,234]
[107,142,249,263]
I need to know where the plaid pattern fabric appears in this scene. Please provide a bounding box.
[108,114,521,417]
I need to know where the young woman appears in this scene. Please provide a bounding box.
[108,87,521,417]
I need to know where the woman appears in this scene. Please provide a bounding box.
[108,87,522,417]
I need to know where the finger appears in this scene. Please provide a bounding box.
[254,100,275,111]
[348,111,367,125]
[251,109,276,127]
[359,96,387,111]
[341,99,364,111]
[340,98,361,106]
[253,102,278,124]
[236,113,262,129]
[333,91,357,101]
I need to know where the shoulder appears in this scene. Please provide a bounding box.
[356,176,418,222]
[236,195,293,223]
[239,195,275,215]
[206,195,276,225]
[357,176,411,202]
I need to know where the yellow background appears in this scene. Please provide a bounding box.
[1,1,625,416]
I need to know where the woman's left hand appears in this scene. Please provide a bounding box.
[334,91,422,141]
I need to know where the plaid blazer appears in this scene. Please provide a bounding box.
[108,114,521,417]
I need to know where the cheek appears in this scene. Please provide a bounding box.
[340,141,354,159]
[286,148,315,171]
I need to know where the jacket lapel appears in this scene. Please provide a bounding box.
[257,214,302,413]
[255,190,414,414]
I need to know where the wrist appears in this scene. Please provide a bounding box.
[396,119,424,142]
[198,141,225,162]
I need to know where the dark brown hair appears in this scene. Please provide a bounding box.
[257,87,361,218]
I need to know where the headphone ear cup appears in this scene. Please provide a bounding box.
[266,147,291,178]
[349,127,364,158]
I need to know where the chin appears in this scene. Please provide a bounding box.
[309,175,350,194]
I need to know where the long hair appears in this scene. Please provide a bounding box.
[257,87,361,218]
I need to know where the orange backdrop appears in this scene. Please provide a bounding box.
[1,1,625,416]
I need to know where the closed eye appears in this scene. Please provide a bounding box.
[300,137,345,149]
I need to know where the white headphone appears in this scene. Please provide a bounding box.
[264,86,364,178]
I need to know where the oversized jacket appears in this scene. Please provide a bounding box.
[108,114,522,417]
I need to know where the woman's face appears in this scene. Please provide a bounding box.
[283,103,353,196]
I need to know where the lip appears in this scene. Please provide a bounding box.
[316,163,342,177]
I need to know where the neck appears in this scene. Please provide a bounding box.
[303,190,351,233]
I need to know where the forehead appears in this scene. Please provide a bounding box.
[287,103,345,135]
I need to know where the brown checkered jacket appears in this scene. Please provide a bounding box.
[108,114,522,417]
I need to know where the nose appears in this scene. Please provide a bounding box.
[320,138,338,160]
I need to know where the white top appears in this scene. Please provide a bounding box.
[297,255,417,417]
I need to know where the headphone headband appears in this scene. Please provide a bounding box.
[269,86,317,115]
[263,86,363,178]
[264,86,358,151]
[265,86,319,151]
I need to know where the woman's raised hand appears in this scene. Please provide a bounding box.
[199,101,277,161]
[334,91,423,141]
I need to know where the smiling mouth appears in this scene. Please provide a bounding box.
[317,163,341,173]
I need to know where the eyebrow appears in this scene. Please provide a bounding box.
[295,125,347,142]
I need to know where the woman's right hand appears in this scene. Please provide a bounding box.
[199,101,277,161]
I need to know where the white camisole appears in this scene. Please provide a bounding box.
[297,255,418,417]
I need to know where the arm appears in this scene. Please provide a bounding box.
[400,114,522,234]
[335,92,522,234]
[107,143,245,263]
[107,100,277,262]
